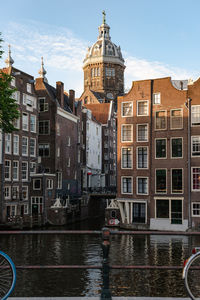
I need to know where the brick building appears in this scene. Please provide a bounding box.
[0,47,38,226]
[115,76,200,231]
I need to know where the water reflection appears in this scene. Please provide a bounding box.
[1,221,200,297]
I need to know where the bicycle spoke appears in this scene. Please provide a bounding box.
[185,254,200,300]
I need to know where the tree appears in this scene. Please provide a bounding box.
[0,33,19,133]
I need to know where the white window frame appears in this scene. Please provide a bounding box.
[39,120,50,135]
[171,137,183,159]
[121,147,133,169]
[22,185,28,200]
[136,146,148,169]
[137,100,149,116]
[136,177,149,195]
[38,97,48,112]
[22,136,28,156]
[13,135,19,155]
[57,172,62,189]
[27,83,32,93]
[137,124,148,142]
[155,138,167,159]
[191,136,200,157]
[155,168,167,194]
[30,115,36,133]
[13,160,19,181]
[30,162,36,174]
[121,102,133,117]
[24,204,29,214]
[155,197,183,224]
[4,186,11,199]
[5,160,11,181]
[33,179,41,190]
[47,179,53,190]
[22,113,29,131]
[171,168,183,194]
[191,167,200,192]
[155,110,167,130]
[192,202,200,217]
[30,138,36,157]
[170,109,183,130]
[22,161,28,181]
[5,134,12,154]
[121,124,133,143]
[121,176,133,195]
[11,91,20,104]
[153,92,161,105]
[7,205,17,216]
[11,77,16,87]
[191,105,200,126]
[12,186,19,200]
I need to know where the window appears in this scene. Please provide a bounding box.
[106,68,115,77]
[191,136,200,156]
[171,199,182,224]
[156,199,169,218]
[191,105,200,126]
[137,100,148,116]
[156,169,166,193]
[13,114,20,129]
[22,137,28,156]
[11,77,16,87]
[170,109,183,129]
[12,186,19,199]
[56,123,60,136]
[39,144,50,157]
[121,124,132,142]
[5,134,11,154]
[171,138,183,158]
[67,136,71,146]
[5,160,11,180]
[57,147,60,158]
[30,115,36,132]
[13,135,19,155]
[67,157,70,167]
[172,169,183,193]
[192,167,200,191]
[6,205,17,217]
[122,102,133,117]
[39,121,49,135]
[11,91,20,104]
[33,179,41,190]
[155,139,166,159]
[30,162,36,174]
[137,124,148,142]
[22,113,29,131]
[39,98,48,112]
[31,197,43,215]
[192,203,200,216]
[22,162,28,181]
[13,161,19,181]
[57,172,62,189]
[121,177,132,194]
[153,93,161,104]
[23,204,29,214]
[155,111,166,130]
[47,179,53,189]
[22,186,28,200]
[4,186,11,199]
[133,203,146,223]
[137,177,148,195]
[137,147,148,169]
[30,138,36,157]
[121,147,132,169]
[27,83,32,93]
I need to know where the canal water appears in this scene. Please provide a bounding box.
[1,217,199,298]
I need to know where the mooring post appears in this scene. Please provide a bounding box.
[101,227,112,300]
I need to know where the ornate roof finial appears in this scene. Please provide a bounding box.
[102,10,106,24]
[38,56,48,82]
[5,44,14,67]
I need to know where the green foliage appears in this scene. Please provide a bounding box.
[0,33,20,133]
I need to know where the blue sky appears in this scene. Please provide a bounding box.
[1,0,200,96]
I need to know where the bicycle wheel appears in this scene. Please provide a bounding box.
[184,253,200,300]
[0,251,16,300]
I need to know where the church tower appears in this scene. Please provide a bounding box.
[82,12,125,106]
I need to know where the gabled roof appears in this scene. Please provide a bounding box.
[84,103,111,124]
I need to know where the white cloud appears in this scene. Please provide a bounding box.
[124,55,199,92]
[1,21,199,97]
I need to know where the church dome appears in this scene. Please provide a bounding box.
[83,12,124,68]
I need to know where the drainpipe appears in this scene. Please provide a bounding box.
[187,98,192,229]
[0,131,5,223]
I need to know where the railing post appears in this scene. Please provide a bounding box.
[101,227,112,300]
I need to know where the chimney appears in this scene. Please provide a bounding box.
[69,89,75,113]
[56,81,64,108]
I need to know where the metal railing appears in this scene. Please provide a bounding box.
[0,228,198,299]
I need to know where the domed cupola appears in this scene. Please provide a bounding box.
[83,11,125,106]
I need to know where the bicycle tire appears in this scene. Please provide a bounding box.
[0,251,16,300]
[183,252,200,300]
